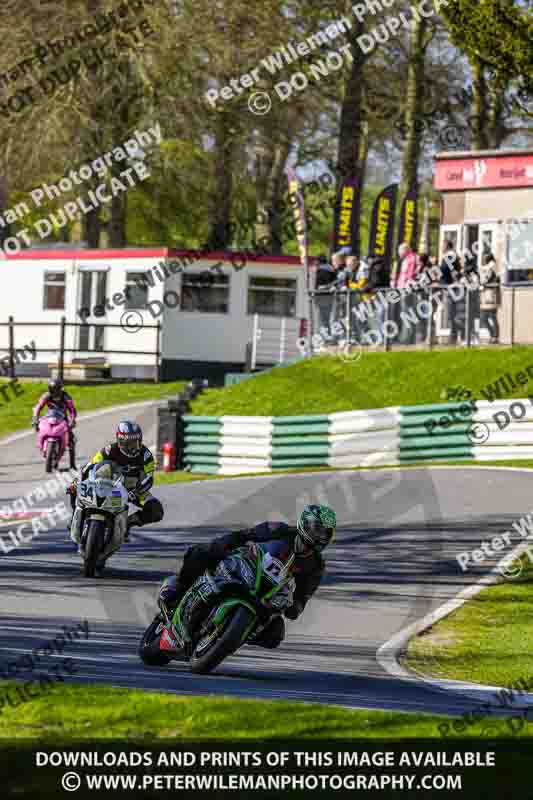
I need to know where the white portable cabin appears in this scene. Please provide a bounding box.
[0,247,307,380]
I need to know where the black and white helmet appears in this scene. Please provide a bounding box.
[48,378,63,398]
[116,420,142,458]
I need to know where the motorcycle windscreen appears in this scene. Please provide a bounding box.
[259,539,294,584]
[87,461,127,509]
[90,460,122,482]
[45,409,65,423]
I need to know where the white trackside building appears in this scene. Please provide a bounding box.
[0,247,307,381]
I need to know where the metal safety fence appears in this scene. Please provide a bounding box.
[306,282,505,352]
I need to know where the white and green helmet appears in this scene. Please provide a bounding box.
[296,504,336,552]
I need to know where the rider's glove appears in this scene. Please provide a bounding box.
[284,601,304,620]
[66,480,77,495]
[31,416,39,429]
[128,490,138,505]
[70,419,76,429]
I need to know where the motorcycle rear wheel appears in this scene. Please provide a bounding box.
[45,440,56,473]
[190,606,255,675]
[83,519,105,578]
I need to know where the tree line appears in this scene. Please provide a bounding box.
[0,0,531,257]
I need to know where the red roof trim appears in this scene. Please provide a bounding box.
[2,248,169,260]
[0,247,302,265]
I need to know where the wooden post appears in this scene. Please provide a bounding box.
[155,320,161,383]
[58,317,66,381]
[8,316,15,378]
[427,287,434,351]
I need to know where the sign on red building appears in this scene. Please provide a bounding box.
[435,154,533,191]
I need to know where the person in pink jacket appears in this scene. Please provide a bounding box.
[32,379,77,429]
[394,243,420,344]
[394,242,419,289]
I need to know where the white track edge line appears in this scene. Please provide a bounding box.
[376,539,533,706]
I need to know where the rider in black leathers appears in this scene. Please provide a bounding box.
[158,504,337,649]
[67,421,163,539]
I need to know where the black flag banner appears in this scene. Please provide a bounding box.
[333,176,359,253]
[397,184,419,250]
[367,183,398,270]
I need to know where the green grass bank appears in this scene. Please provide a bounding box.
[0,381,186,440]
[189,349,533,417]
[0,682,529,741]
[406,553,533,688]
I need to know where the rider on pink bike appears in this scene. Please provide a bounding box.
[32,379,77,432]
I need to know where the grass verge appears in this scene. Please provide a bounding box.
[406,553,533,688]
[189,348,533,416]
[0,681,530,740]
[0,381,186,440]
[154,459,533,485]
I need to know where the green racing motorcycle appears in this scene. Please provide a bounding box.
[139,539,296,674]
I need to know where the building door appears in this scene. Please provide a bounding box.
[463,224,479,259]
[78,270,108,354]
[439,224,461,257]
[478,223,498,267]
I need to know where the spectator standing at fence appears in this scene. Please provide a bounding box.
[331,250,349,343]
[440,240,460,285]
[440,240,462,345]
[416,252,432,342]
[394,242,419,345]
[480,251,500,344]
[314,254,336,344]
[348,256,375,343]
[463,248,480,345]
[345,254,359,286]
[343,255,360,343]
[369,256,388,334]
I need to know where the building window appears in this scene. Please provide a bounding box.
[180,270,230,313]
[506,221,533,284]
[43,272,66,310]
[125,272,150,309]
[247,276,297,317]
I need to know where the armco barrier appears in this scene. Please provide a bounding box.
[182,398,533,474]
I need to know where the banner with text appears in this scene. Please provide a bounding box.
[367,183,398,273]
[285,165,308,270]
[397,185,418,251]
[333,176,359,253]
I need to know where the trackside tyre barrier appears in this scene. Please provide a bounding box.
[182,398,533,474]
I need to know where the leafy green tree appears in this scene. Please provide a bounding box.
[442,0,533,96]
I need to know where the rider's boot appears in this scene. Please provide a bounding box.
[125,512,142,542]
[95,558,106,577]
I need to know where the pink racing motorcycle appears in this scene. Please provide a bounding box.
[36,409,76,473]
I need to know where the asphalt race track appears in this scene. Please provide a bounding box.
[0,402,530,719]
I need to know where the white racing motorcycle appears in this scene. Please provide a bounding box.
[69,461,130,577]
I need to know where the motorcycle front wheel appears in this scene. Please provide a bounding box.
[190,606,255,675]
[83,518,105,578]
[45,440,56,473]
